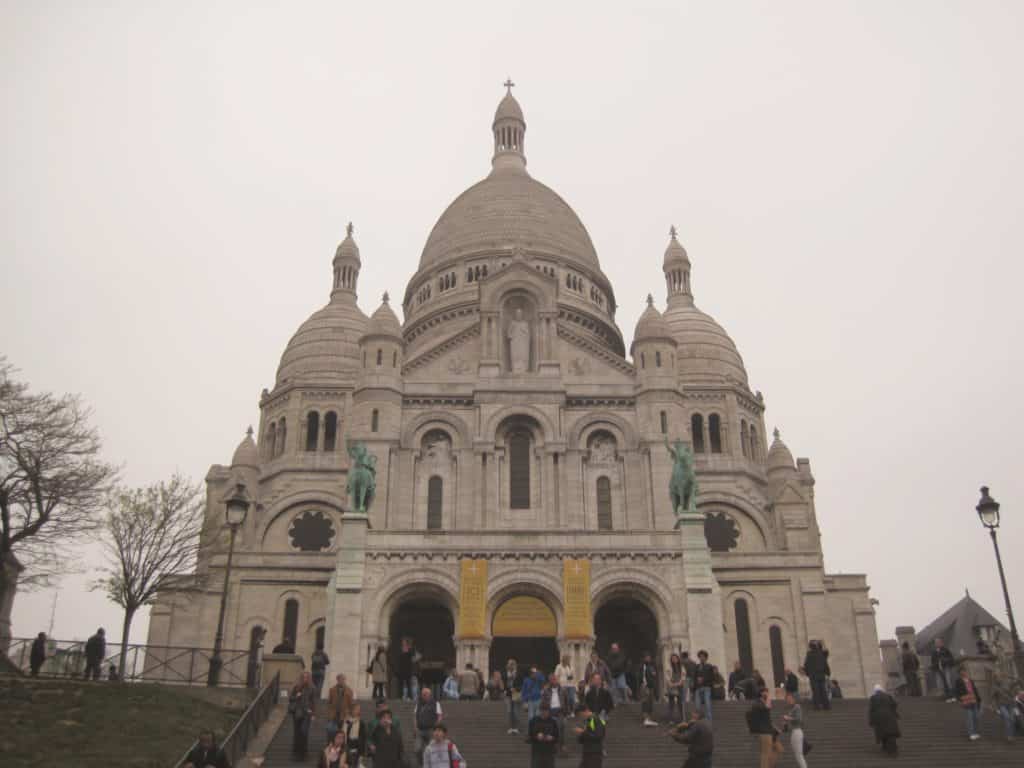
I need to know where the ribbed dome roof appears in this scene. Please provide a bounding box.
[766,428,796,473]
[495,92,524,122]
[363,293,402,339]
[276,297,368,385]
[335,224,360,262]
[631,295,673,354]
[231,427,259,468]
[664,226,689,266]
[663,301,748,385]
[417,167,601,273]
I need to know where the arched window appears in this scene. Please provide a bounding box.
[277,418,287,456]
[371,409,379,433]
[769,625,785,687]
[282,598,299,650]
[323,412,338,452]
[655,350,662,367]
[596,476,612,530]
[305,411,320,452]
[735,599,754,674]
[740,420,749,458]
[266,422,277,458]
[640,352,645,369]
[660,410,668,435]
[315,626,325,652]
[392,350,398,368]
[709,413,722,454]
[509,431,531,509]
[749,426,758,461]
[691,414,705,453]
[427,476,443,530]
[376,348,383,366]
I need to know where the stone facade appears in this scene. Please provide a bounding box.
[147,86,882,697]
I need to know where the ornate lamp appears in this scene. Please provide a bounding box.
[974,485,1021,676]
[976,486,1000,529]
[208,482,251,686]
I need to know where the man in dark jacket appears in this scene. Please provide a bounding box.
[868,685,901,755]
[748,688,780,768]
[368,710,404,768]
[802,641,830,710]
[930,638,956,701]
[575,701,606,768]
[29,632,47,676]
[783,667,800,697]
[954,667,983,741]
[183,730,231,768]
[691,651,715,722]
[727,661,749,700]
[528,704,560,768]
[606,643,628,705]
[639,652,659,726]
[672,707,713,768]
[900,642,921,696]
[414,686,443,760]
[584,673,614,719]
[83,628,105,681]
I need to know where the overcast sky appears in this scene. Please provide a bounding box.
[4,1,1022,655]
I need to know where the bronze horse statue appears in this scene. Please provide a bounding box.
[346,441,377,514]
[666,438,699,518]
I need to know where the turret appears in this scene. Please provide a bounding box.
[663,225,692,307]
[332,222,361,299]
[492,78,527,173]
[355,292,404,437]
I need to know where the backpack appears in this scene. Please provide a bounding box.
[448,741,461,768]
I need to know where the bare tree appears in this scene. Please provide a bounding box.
[0,358,117,591]
[92,474,208,677]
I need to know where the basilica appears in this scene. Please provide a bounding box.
[147,86,882,696]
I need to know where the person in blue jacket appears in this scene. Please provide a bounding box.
[522,665,545,723]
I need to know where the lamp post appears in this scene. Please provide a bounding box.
[975,486,1022,675]
[208,482,251,687]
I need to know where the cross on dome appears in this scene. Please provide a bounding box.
[246,425,253,437]
[773,428,781,440]
[346,222,354,237]
[382,291,390,303]
[646,293,654,307]
[670,225,678,239]
[504,77,515,94]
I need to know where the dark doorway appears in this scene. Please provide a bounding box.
[389,599,455,693]
[594,598,659,695]
[489,637,560,676]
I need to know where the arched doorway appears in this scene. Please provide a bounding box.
[489,596,559,675]
[389,598,455,695]
[594,598,659,697]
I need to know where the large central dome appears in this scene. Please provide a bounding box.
[417,87,602,274]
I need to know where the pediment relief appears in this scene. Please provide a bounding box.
[403,325,480,377]
[774,482,807,506]
[477,261,558,313]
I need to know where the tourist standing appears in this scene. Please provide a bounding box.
[749,686,782,768]
[606,643,629,705]
[522,665,545,724]
[422,724,466,768]
[639,652,658,727]
[528,703,560,768]
[665,653,685,722]
[368,709,404,768]
[555,653,577,715]
[311,644,330,700]
[900,642,921,697]
[584,673,614,720]
[692,650,715,722]
[289,671,317,761]
[930,638,956,701]
[458,663,481,700]
[342,701,366,766]
[414,686,443,760]
[991,671,1018,743]
[369,646,388,700]
[671,707,713,768]
[327,673,354,739]
[954,667,982,741]
[318,730,347,768]
[802,641,830,711]
[398,637,415,701]
[182,729,231,768]
[29,632,47,676]
[442,668,460,700]
[83,627,106,681]
[728,661,748,700]
[868,684,901,756]
[783,667,800,698]
[585,650,611,690]
[486,669,505,701]
[574,701,606,768]
[783,691,809,768]
[505,657,522,734]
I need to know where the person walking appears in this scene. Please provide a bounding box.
[991,671,1018,743]
[327,673,354,741]
[414,686,444,761]
[311,644,330,700]
[555,654,577,715]
[422,724,467,768]
[369,646,388,700]
[442,668,460,700]
[665,653,685,723]
[29,632,47,677]
[606,644,629,705]
[584,673,614,720]
[868,684,901,756]
[930,638,956,701]
[783,691,809,768]
[574,701,606,768]
[749,686,783,768]
[692,650,715,723]
[342,701,366,767]
[899,642,921,697]
[289,671,317,761]
[585,650,611,691]
[728,661,748,700]
[504,657,522,734]
[368,708,404,768]
[671,707,713,768]
[458,663,480,700]
[801,641,830,711]
[83,628,106,681]
[397,637,415,702]
[528,703,560,768]
[639,652,658,727]
[954,666,983,741]
[182,729,231,768]
[522,665,545,724]
[318,730,347,768]
[783,667,800,698]
[486,670,505,701]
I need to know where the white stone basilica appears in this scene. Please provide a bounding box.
[147,86,882,696]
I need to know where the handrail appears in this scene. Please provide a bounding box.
[173,670,281,768]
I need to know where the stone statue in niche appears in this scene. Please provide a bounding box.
[589,436,617,464]
[507,308,531,373]
[424,431,452,465]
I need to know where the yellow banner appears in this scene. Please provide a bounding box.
[492,596,557,637]
[458,559,488,638]
[563,558,592,638]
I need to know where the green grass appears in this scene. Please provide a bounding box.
[0,677,249,768]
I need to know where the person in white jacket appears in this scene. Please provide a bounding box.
[554,654,577,716]
[421,724,467,768]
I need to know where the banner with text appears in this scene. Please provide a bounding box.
[563,558,592,638]
[458,558,488,638]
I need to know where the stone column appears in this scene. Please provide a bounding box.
[325,513,370,697]
[677,513,725,666]
[455,637,491,672]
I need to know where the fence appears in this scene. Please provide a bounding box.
[173,671,281,768]
[5,637,254,687]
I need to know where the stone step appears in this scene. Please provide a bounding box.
[260,697,1022,767]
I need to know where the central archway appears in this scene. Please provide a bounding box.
[594,597,659,697]
[389,598,455,695]
[488,595,559,675]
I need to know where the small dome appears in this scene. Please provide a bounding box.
[231,427,259,468]
[766,428,796,473]
[334,222,360,263]
[363,292,402,340]
[495,92,524,123]
[631,295,672,354]
[276,298,368,386]
[663,302,748,385]
[664,226,689,266]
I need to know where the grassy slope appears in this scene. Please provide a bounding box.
[0,678,248,768]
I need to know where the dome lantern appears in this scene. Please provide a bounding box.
[492,78,527,173]
[663,225,692,306]
[332,222,361,299]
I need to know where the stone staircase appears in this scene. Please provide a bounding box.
[261,697,1021,767]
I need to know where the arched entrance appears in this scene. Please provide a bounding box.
[489,596,559,674]
[594,598,659,696]
[389,598,456,694]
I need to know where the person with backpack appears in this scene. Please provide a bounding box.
[801,641,830,711]
[311,644,330,700]
[414,686,444,761]
[783,690,810,768]
[954,666,983,741]
[422,723,466,768]
[575,700,606,768]
[748,686,783,768]
[670,707,713,768]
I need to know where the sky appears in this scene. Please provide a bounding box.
[3,1,1023,652]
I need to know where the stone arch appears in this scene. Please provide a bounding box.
[695,492,770,551]
[568,411,639,450]
[761,613,798,684]
[486,567,565,638]
[590,569,676,640]
[484,405,557,445]
[402,410,473,450]
[259,492,346,548]
[370,568,461,638]
[723,588,760,670]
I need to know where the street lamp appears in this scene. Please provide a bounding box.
[208,482,251,687]
[975,486,1022,674]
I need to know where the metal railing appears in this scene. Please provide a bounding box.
[5,637,253,687]
[173,671,281,768]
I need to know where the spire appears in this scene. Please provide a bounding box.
[646,293,654,308]
[332,220,361,300]
[773,427,780,440]
[663,225,692,307]
[382,290,390,304]
[492,79,526,173]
